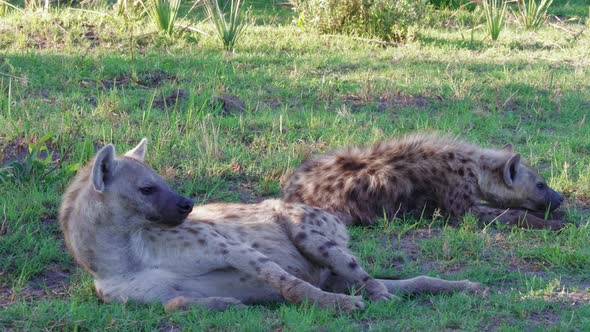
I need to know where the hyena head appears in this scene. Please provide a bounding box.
[91,138,193,226]
[480,146,564,213]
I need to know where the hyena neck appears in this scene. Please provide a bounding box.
[472,148,512,204]
[67,190,145,276]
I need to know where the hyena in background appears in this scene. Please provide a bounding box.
[59,139,480,312]
[283,133,566,230]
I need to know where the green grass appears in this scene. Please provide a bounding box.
[0,1,589,330]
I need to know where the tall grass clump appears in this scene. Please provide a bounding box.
[482,0,507,41]
[516,0,554,30]
[203,0,248,51]
[143,0,181,35]
[292,0,427,44]
[0,0,23,15]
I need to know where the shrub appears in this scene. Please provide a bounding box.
[429,0,475,10]
[292,0,427,44]
[482,0,507,41]
[516,0,554,31]
[204,0,248,51]
[142,0,181,36]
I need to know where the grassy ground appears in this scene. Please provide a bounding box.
[0,1,589,330]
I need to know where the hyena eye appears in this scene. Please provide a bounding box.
[139,186,157,195]
[536,183,545,189]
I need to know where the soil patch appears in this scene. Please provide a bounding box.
[378,90,430,111]
[80,69,176,90]
[216,94,247,115]
[0,265,73,308]
[151,89,188,110]
[343,90,432,113]
[1,136,61,166]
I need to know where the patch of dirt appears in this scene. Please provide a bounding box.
[343,90,432,113]
[136,69,176,88]
[1,136,61,166]
[526,308,562,326]
[0,137,28,165]
[378,90,431,111]
[80,70,176,90]
[388,228,443,270]
[216,94,247,115]
[0,265,73,308]
[82,23,99,47]
[80,76,129,90]
[151,89,188,110]
[30,88,51,100]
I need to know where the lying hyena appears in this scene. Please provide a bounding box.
[283,133,565,230]
[59,139,480,312]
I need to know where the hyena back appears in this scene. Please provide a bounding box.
[59,139,480,312]
[282,133,565,230]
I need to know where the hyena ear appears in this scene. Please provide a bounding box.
[124,138,147,162]
[502,144,513,152]
[503,153,521,187]
[92,144,117,193]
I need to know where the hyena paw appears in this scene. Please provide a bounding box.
[367,291,395,302]
[365,279,395,302]
[337,294,366,312]
[321,294,365,312]
[550,220,566,231]
[461,280,483,293]
[164,296,192,312]
[205,297,247,311]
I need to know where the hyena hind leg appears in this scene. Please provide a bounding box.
[377,276,482,295]
[291,225,392,301]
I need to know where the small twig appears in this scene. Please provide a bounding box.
[38,128,81,181]
[66,7,114,16]
[0,204,8,236]
[481,208,510,233]
[0,72,26,82]
[548,22,576,35]
[177,23,210,36]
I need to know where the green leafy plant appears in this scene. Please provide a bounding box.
[482,0,507,41]
[428,0,475,10]
[292,0,426,44]
[4,133,55,183]
[143,0,181,36]
[203,0,248,51]
[516,0,554,30]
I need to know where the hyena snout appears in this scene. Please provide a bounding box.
[177,196,194,215]
[158,192,193,226]
[546,189,564,211]
[147,190,193,226]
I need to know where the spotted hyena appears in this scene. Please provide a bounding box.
[283,133,565,230]
[59,139,480,312]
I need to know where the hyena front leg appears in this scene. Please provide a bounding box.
[221,242,365,312]
[291,225,392,301]
[470,205,565,230]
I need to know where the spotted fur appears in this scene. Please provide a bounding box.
[283,133,565,230]
[60,139,480,312]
